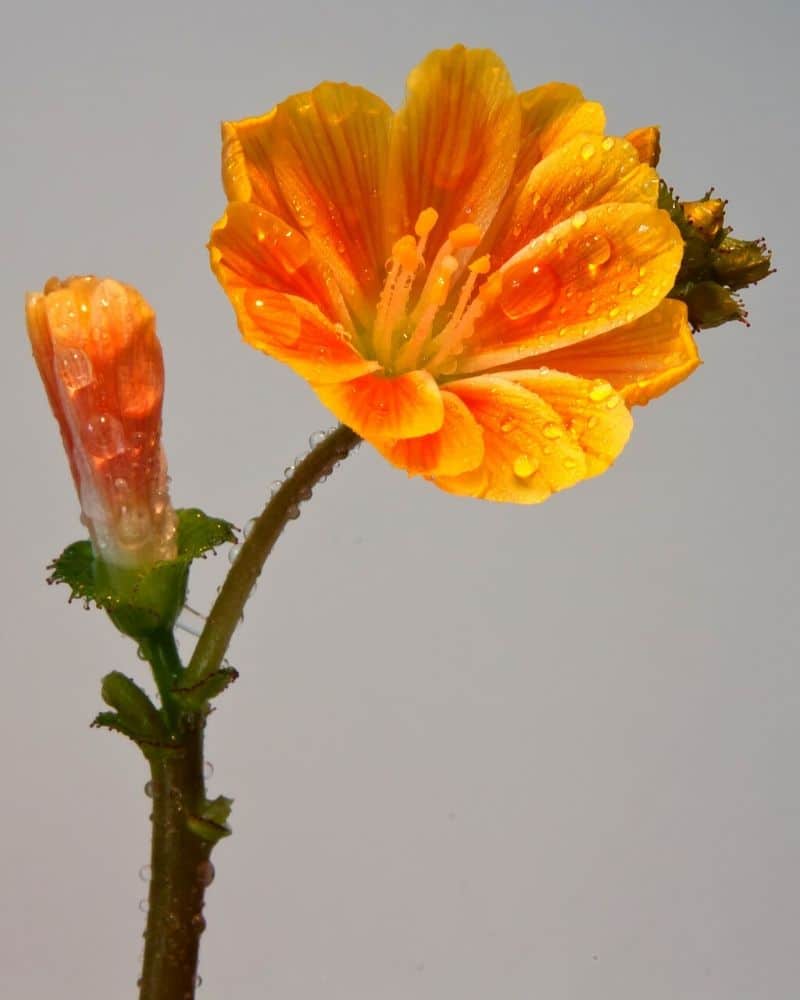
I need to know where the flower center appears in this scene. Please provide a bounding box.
[371,208,490,377]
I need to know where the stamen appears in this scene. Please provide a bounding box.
[394,255,458,372]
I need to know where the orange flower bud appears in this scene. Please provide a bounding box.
[27,276,177,568]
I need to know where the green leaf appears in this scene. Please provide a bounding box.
[172,666,239,712]
[187,795,234,843]
[101,671,169,742]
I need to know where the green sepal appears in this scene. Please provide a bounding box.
[172,666,239,712]
[100,670,169,742]
[175,508,237,559]
[47,508,236,642]
[187,795,234,843]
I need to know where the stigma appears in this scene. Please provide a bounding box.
[371,208,490,377]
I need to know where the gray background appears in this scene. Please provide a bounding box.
[2,0,798,997]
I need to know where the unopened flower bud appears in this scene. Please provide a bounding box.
[683,281,746,329]
[27,276,177,571]
[681,198,726,243]
[710,236,773,290]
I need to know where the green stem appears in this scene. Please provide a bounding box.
[139,720,211,1000]
[183,424,360,689]
[141,631,183,732]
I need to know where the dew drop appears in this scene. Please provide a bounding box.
[85,413,125,458]
[500,418,516,433]
[118,505,151,546]
[137,646,148,661]
[308,429,328,448]
[243,518,258,538]
[588,383,613,403]
[512,455,537,480]
[601,136,615,152]
[228,544,241,565]
[56,347,93,391]
[580,233,612,275]
[631,284,644,297]
[563,457,578,470]
[286,505,301,521]
[542,423,563,440]
[580,142,596,161]
[144,781,154,798]
[268,480,283,497]
[283,464,296,478]
[191,913,207,932]
[500,261,559,320]
[139,864,152,882]
[195,975,203,988]
[571,210,588,230]
[138,898,149,913]
[606,396,620,410]
[204,761,214,780]
[197,860,215,887]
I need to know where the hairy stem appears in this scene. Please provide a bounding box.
[139,721,211,1000]
[184,424,360,689]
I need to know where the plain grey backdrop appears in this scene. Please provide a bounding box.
[3,0,798,997]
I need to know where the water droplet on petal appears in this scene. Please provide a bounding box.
[571,210,588,230]
[85,413,125,458]
[542,423,563,440]
[500,262,559,320]
[580,142,596,161]
[601,137,615,152]
[589,383,613,403]
[56,347,93,390]
[512,455,537,480]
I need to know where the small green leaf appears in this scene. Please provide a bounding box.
[187,795,234,843]
[101,671,169,742]
[173,666,239,712]
[176,508,237,561]
[91,711,174,753]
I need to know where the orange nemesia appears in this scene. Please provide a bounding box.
[210,45,700,503]
[27,276,178,565]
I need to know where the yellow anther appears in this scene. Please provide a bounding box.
[391,234,419,272]
[448,223,482,250]
[414,207,439,238]
[468,254,491,275]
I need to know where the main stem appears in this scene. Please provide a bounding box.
[138,424,360,998]
[139,720,211,1000]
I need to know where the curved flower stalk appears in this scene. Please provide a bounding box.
[210,44,702,504]
[27,276,177,571]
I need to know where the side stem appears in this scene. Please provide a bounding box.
[183,424,360,689]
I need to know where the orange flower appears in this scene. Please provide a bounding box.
[27,276,177,565]
[210,45,700,503]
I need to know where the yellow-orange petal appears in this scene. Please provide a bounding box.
[533,299,701,406]
[221,83,393,323]
[503,368,633,477]
[210,202,349,326]
[314,369,444,440]
[432,375,593,503]
[625,126,661,167]
[223,288,379,385]
[516,83,606,180]
[459,203,683,374]
[374,389,484,477]
[384,45,520,260]
[493,133,660,266]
